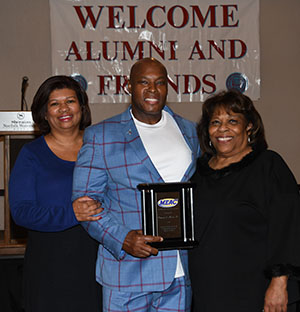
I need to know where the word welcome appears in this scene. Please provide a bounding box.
[74,5,239,29]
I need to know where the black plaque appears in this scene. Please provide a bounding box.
[137,182,198,250]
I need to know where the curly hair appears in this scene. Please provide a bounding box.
[197,89,268,155]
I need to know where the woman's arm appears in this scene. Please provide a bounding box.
[9,145,78,231]
[72,196,102,221]
[264,276,288,312]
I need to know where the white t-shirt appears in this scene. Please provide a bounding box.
[132,110,192,278]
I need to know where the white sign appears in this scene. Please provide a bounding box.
[50,0,260,103]
[0,112,37,132]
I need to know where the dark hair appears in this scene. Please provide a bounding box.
[197,89,268,155]
[31,75,91,134]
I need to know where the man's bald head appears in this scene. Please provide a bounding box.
[128,58,168,124]
[129,58,168,82]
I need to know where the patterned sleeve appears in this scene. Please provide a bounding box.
[72,126,131,260]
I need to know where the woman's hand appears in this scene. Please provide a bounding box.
[73,196,103,221]
[264,275,288,312]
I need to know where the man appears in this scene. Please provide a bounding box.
[72,58,200,311]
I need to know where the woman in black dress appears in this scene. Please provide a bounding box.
[9,76,102,311]
[189,90,300,312]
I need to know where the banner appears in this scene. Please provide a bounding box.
[50,0,260,103]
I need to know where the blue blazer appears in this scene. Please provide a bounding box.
[72,106,200,292]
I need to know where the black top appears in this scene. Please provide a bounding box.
[189,149,300,311]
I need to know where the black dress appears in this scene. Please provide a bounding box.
[189,149,300,311]
[24,227,102,312]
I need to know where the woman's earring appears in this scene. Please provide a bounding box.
[248,136,251,143]
[209,140,212,147]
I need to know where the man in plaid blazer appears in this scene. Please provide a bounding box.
[72,58,200,311]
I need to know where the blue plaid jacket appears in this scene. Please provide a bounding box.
[72,106,200,292]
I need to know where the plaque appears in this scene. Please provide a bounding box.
[137,182,198,250]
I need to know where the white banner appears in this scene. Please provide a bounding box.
[50,0,260,103]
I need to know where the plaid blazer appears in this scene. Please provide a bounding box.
[72,106,200,292]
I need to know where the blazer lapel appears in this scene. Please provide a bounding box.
[121,108,162,182]
[164,106,198,181]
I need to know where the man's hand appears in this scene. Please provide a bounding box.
[264,275,288,312]
[122,230,163,258]
[73,196,103,221]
